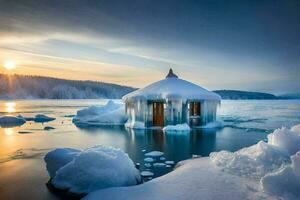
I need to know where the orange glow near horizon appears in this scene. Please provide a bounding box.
[5,102,16,113]
[3,60,16,70]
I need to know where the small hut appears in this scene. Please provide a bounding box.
[122,69,221,128]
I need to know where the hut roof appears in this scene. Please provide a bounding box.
[122,69,221,101]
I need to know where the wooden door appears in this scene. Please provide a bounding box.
[189,102,201,116]
[153,102,164,127]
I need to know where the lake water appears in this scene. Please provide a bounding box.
[0,100,299,200]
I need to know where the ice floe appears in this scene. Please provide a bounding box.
[153,163,166,167]
[73,100,127,127]
[144,157,154,162]
[0,116,26,127]
[48,145,140,194]
[141,171,154,177]
[34,114,56,123]
[144,151,164,157]
[163,123,191,132]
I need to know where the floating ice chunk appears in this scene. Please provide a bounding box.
[73,100,127,126]
[125,120,145,129]
[141,171,154,177]
[0,116,26,127]
[165,161,175,165]
[153,163,166,167]
[261,151,300,200]
[145,151,164,157]
[160,157,166,161]
[267,126,300,155]
[144,157,154,162]
[144,163,152,168]
[163,123,191,132]
[210,141,290,179]
[51,145,140,194]
[142,149,146,152]
[34,114,56,123]
[44,148,80,178]
[166,165,172,168]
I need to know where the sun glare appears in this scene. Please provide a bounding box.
[3,60,16,70]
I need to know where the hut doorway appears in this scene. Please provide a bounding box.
[189,102,201,126]
[153,102,164,127]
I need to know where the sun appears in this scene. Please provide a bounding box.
[3,60,16,70]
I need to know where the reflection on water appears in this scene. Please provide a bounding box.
[4,128,15,136]
[5,102,16,113]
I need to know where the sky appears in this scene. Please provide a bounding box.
[0,0,299,94]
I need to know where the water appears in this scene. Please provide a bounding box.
[0,99,299,200]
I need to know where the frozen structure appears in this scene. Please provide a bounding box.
[122,69,221,128]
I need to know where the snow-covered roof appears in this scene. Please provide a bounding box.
[123,69,221,101]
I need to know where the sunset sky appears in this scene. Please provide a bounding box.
[0,0,299,94]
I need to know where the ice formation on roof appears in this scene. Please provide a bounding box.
[122,69,221,101]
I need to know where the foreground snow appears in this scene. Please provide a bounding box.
[45,145,140,194]
[73,100,127,127]
[84,124,300,200]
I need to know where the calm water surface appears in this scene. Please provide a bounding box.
[0,100,299,200]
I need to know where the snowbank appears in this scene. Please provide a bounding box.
[125,120,145,129]
[44,148,80,177]
[50,145,140,194]
[73,100,127,127]
[267,126,300,155]
[163,123,191,132]
[210,141,290,179]
[261,151,300,200]
[0,116,26,127]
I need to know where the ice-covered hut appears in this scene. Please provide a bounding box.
[122,69,221,128]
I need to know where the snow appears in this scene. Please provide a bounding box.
[261,151,300,200]
[0,116,26,127]
[122,77,221,102]
[44,148,80,177]
[267,126,300,155]
[73,100,127,126]
[125,120,145,129]
[210,141,290,179]
[163,123,191,132]
[140,171,154,177]
[50,145,140,194]
[34,114,56,123]
[144,151,164,157]
[144,157,154,162]
[84,124,300,200]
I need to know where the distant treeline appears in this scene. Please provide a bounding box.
[213,90,300,100]
[0,74,299,100]
[0,74,135,99]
